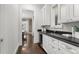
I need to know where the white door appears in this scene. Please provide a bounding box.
[0,5,8,53]
[0,5,20,54]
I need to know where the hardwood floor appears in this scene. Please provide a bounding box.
[17,42,46,54]
[17,33,46,54]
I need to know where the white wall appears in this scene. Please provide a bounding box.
[33,8,43,43]
[0,4,20,54]
[22,10,33,18]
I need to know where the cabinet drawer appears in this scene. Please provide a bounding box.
[43,43,49,53]
[49,38,59,54]
[49,37,58,45]
[50,44,59,54]
[43,42,58,54]
[59,41,79,54]
[43,35,50,44]
[58,48,73,54]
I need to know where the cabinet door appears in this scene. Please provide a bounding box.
[43,35,51,53]
[51,5,56,27]
[59,41,79,54]
[60,4,73,23]
[45,5,51,25]
[73,4,79,21]
[58,5,61,24]
[42,5,51,25]
[49,37,58,49]
[51,4,62,29]
[50,37,59,54]
[43,35,59,54]
[74,4,79,17]
[51,4,59,27]
[59,41,73,54]
[42,7,45,25]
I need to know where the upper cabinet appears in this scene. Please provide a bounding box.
[51,5,58,27]
[51,4,62,28]
[60,4,79,24]
[60,4,73,23]
[74,5,79,17]
[42,5,51,25]
[42,7,45,25]
[73,4,79,21]
[41,4,79,25]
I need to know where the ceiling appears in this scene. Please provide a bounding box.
[32,4,45,8]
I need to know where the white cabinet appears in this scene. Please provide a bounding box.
[45,5,51,25]
[42,7,45,25]
[51,5,58,27]
[49,37,59,54]
[43,34,79,54]
[73,4,79,17]
[72,4,79,21]
[43,34,51,53]
[42,5,51,25]
[59,40,79,54]
[51,4,62,28]
[60,4,79,23]
[43,34,59,54]
[60,4,73,23]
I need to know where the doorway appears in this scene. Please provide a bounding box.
[22,10,34,47]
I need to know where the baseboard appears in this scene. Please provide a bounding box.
[38,44,47,54]
[16,45,22,54]
[13,44,20,54]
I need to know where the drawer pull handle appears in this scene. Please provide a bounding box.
[0,38,4,42]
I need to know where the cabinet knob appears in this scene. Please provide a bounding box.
[0,38,3,42]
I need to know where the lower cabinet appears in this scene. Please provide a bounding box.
[59,41,79,54]
[43,34,79,54]
[43,34,59,54]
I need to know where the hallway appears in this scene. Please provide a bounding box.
[0,4,44,54]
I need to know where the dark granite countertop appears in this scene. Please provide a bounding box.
[38,30,79,47]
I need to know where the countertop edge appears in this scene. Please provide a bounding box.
[38,31,79,47]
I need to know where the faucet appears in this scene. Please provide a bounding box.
[53,27,56,34]
[72,25,75,37]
